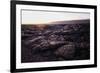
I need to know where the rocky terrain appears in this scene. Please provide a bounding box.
[21,19,90,63]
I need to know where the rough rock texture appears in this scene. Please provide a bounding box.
[21,20,90,63]
[55,44,75,59]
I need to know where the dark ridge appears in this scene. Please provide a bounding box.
[50,19,90,25]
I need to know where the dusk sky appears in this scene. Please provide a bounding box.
[22,10,90,24]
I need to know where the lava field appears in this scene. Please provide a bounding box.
[21,19,90,63]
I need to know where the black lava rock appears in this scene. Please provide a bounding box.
[21,19,90,63]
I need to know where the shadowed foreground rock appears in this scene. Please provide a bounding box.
[55,44,75,60]
[21,19,90,63]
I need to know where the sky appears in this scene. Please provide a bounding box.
[22,10,90,24]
